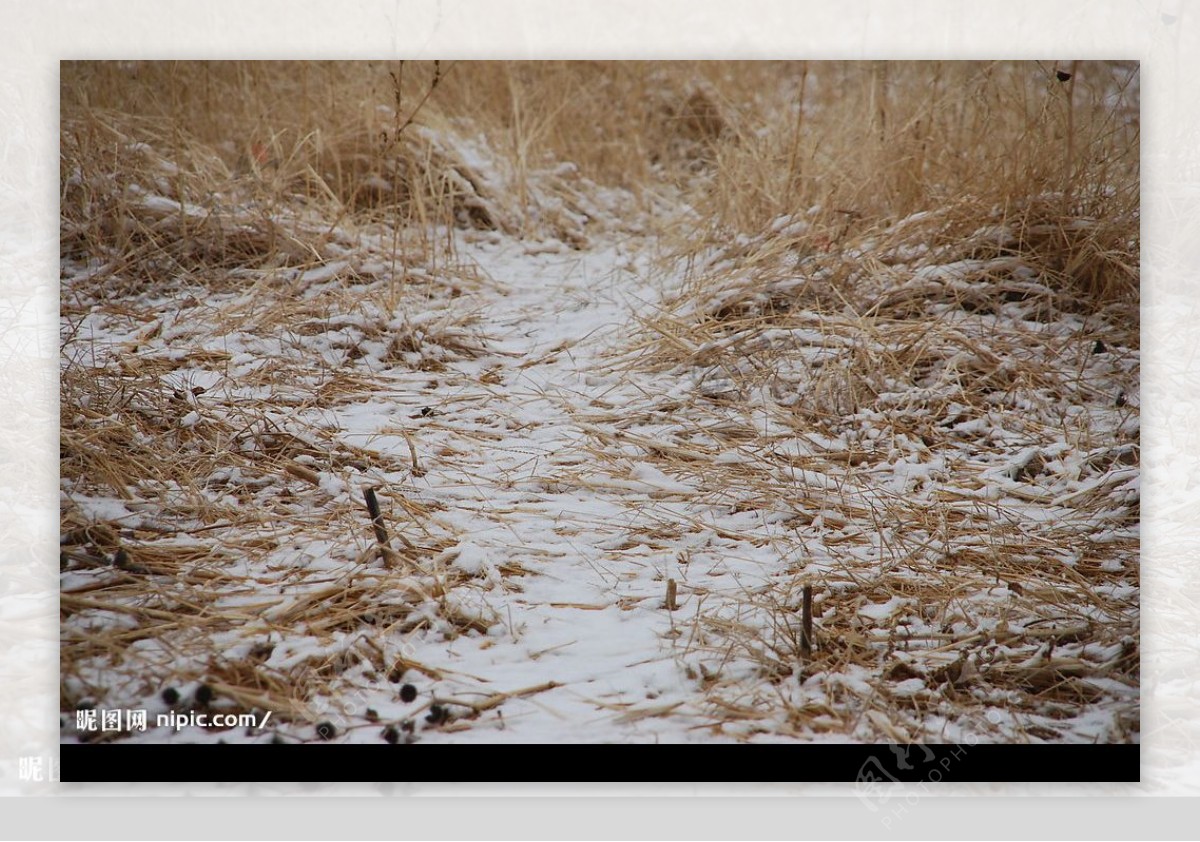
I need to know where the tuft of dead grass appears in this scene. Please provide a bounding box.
[60,64,522,737]
[601,63,1137,743]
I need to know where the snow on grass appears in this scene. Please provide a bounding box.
[60,72,1138,748]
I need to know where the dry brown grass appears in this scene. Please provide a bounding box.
[595,61,1138,742]
[60,62,516,732]
[61,61,1138,744]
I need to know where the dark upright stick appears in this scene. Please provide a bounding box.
[801,584,813,656]
[363,486,392,561]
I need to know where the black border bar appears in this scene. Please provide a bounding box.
[60,743,1138,783]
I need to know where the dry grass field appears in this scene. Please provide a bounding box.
[60,61,1139,746]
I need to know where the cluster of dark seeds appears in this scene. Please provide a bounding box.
[425,704,449,726]
[381,720,417,744]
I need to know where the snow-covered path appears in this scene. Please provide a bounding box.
[338,235,723,742]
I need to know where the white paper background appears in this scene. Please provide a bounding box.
[2,0,1196,834]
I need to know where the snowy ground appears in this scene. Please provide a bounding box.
[60,127,1139,747]
[62,217,760,744]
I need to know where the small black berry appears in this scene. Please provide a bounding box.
[382,725,400,744]
[195,684,215,705]
[1115,392,1127,407]
[365,707,380,723]
[161,687,180,705]
[315,721,337,740]
[1056,70,1072,82]
[387,667,405,684]
[1093,339,1107,354]
[399,683,418,703]
[425,704,447,725]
